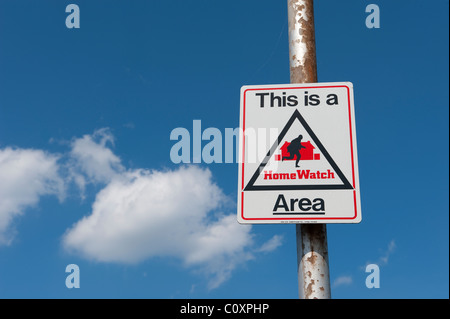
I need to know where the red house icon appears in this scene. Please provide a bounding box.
[275,141,320,161]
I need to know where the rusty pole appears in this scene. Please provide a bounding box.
[287,0,331,299]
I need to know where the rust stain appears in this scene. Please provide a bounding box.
[305,279,315,298]
[306,252,318,265]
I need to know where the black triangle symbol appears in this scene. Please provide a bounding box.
[244,109,354,191]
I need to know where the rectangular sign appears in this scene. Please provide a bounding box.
[237,82,361,224]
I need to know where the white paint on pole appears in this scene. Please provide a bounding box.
[296,224,330,298]
[288,0,310,69]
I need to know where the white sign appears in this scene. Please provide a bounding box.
[237,82,361,224]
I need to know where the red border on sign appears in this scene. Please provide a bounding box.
[240,85,358,221]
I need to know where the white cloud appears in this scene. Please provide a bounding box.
[69,128,124,185]
[0,128,283,289]
[332,275,353,288]
[363,239,396,269]
[0,147,64,245]
[63,165,267,288]
[379,239,396,266]
[63,166,227,262]
[256,234,283,253]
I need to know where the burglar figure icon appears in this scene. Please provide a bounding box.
[282,134,306,167]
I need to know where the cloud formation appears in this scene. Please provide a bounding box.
[68,128,124,185]
[332,275,352,288]
[62,129,281,288]
[63,165,256,288]
[379,240,396,266]
[256,234,283,253]
[0,147,64,245]
[1,129,282,288]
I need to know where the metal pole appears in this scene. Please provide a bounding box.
[287,0,331,299]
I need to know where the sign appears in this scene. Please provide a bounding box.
[237,82,361,224]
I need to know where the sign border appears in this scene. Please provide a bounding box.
[239,83,360,222]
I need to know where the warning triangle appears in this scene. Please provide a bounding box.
[244,109,353,191]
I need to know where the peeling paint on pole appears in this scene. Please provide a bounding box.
[297,224,331,299]
[288,0,318,83]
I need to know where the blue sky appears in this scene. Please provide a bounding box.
[0,0,448,299]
